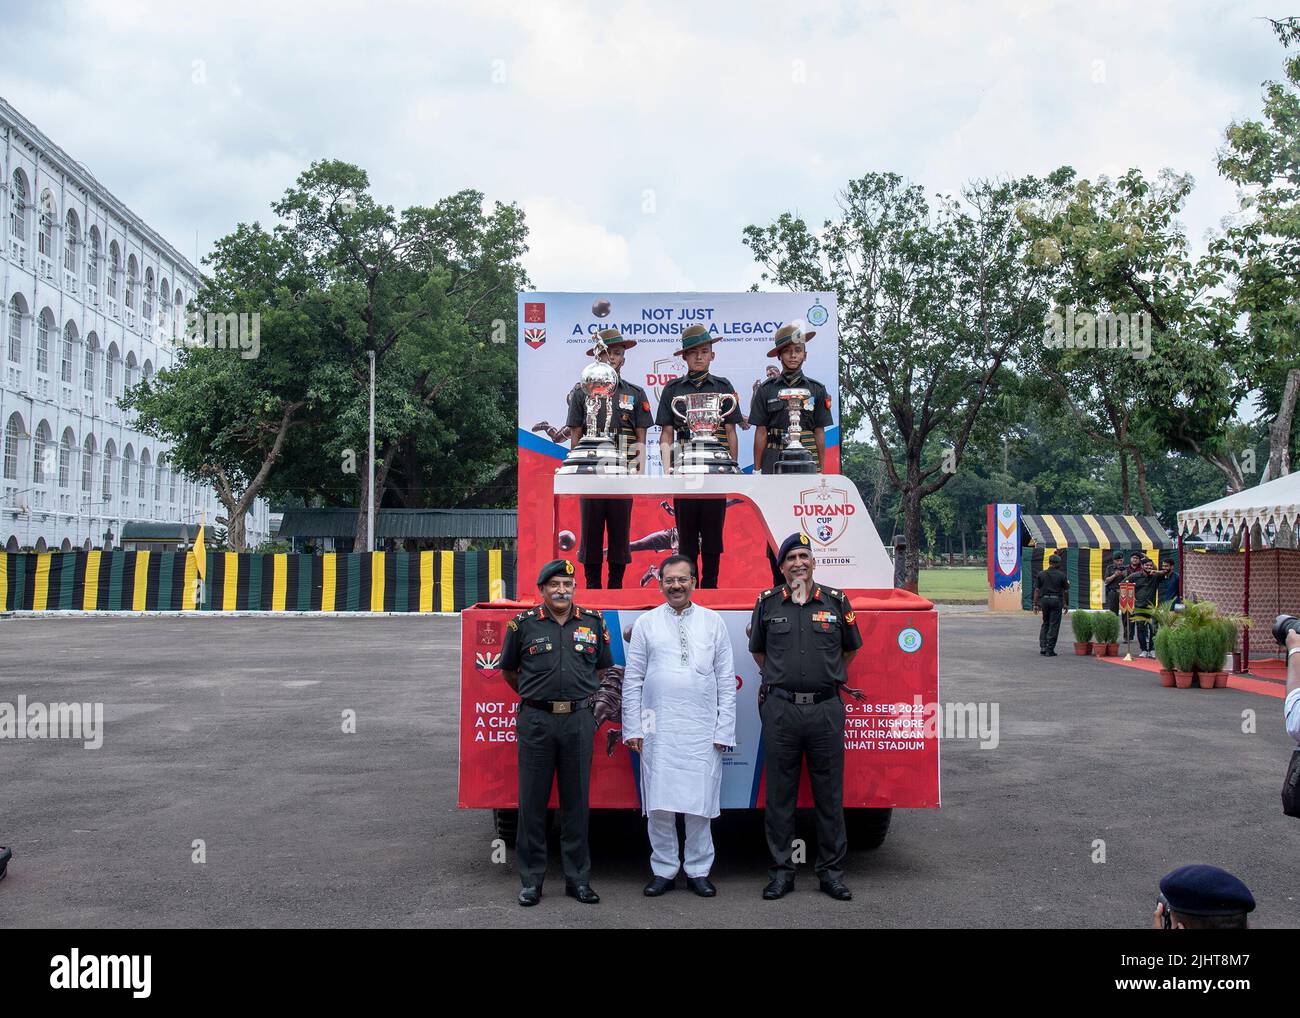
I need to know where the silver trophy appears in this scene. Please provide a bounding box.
[669,391,740,474]
[774,387,818,474]
[557,340,625,475]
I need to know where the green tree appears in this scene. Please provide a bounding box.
[744,172,1062,588]
[271,163,529,545]
[123,223,351,550]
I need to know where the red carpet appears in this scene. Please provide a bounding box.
[1097,653,1285,699]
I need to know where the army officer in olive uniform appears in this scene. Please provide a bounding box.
[749,533,864,903]
[565,327,654,589]
[656,324,743,589]
[500,558,613,907]
[749,321,833,475]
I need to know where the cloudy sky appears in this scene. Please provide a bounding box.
[0,0,1283,289]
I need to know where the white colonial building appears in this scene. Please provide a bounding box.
[0,98,269,552]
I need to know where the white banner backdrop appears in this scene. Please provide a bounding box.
[517,291,840,474]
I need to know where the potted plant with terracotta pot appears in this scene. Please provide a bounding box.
[1092,610,1120,655]
[1192,624,1223,689]
[1168,626,1197,689]
[1209,618,1237,688]
[1070,610,1094,656]
[1153,626,1176,687]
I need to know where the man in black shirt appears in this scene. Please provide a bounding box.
[749,532,864,902]
[500,558,613,907]
[565,328,654,589]
[749,322,834,474]
[1126,557,1172,658]
[1033,553,1070,656]
[656,325,743,588]
[1103,552,1126,614]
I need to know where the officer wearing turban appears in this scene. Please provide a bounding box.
[500,559,612,907]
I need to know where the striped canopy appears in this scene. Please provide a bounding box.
[1021,513,1173,550]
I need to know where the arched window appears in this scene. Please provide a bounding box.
[37,192,54,259]
[168,464,176,503]
[102,439,116,499]
[125,254,138,311]
[143,268,154,321]
[154,454,163,502]
[32,420,51,484]
[61,321,77,383]
[9,171,27,241]
[125,350,138,391]
[87,227,100,288]
[59,428,74,488]
[121,444,133,499]
[64,209,79,275]
[139,448,150,500]
[159,277,170,326]
[105,341,119,399]
[143,358,153,383]
[35,309,51,374]
[174,287,184,339]
[6,295,23,363]
[3,412,24,481]
[82,434,95,492]
[84,332,98,393]
[107,242,120,300]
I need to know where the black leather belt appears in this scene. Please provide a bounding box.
[524,696,594,715]
[763,685,835,705]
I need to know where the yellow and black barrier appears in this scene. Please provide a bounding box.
[0,550,516,612]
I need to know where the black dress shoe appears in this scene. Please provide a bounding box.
[762,878,794,900]
[1046,650,1057,657]
[1039,649,1047,655]
[518,886,541,907]
[686,876,716,897]
[643,875,675,896]
[819,878,853,901]
[566,883,600,904]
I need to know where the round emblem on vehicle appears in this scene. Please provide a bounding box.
[897,627,922,653]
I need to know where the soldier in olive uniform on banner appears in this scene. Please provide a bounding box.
[565,327,654,589]
[749,532,864,902]
[500,559,613,908]
[656,324,743,589]
[749,322,833,475]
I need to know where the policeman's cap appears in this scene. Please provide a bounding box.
[778,532,812,565]
[1159,864,1255,916]
[537,558,576,587]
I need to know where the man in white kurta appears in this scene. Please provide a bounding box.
[622,555,736,896]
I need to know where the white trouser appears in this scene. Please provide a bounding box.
[648,810,715,879]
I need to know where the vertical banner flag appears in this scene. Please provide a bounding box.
[987,503,1022,611]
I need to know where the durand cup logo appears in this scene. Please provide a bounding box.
[646,357,681,401]
[795,478,854,546]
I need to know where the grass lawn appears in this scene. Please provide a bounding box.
[918,566,987,602]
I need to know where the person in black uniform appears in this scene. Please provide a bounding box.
[1102,552,1126,616]
[656,324,742,589]
[500,558,613,907]
[749,532,864,902]
[749,322,833,474]
[1033,553,1070,656]
[565,327,654,589]
[749,321,834,584]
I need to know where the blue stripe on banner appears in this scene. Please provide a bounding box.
[517,427,568,461]
[750,722,767,808]
[825,424,840,447]
[604,609,642,812]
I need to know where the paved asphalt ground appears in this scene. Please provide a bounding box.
[0,611,1295,929]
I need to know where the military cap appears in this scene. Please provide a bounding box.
[674,324,719,356]
[777,531,813,565]
[1159,864,1255,916]
[767,320,817,358]
[587,326,637,355]
[536,558,577,587]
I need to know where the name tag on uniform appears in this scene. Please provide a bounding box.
[767,616,787,625]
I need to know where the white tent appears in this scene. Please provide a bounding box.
[1178,470,1300,539]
